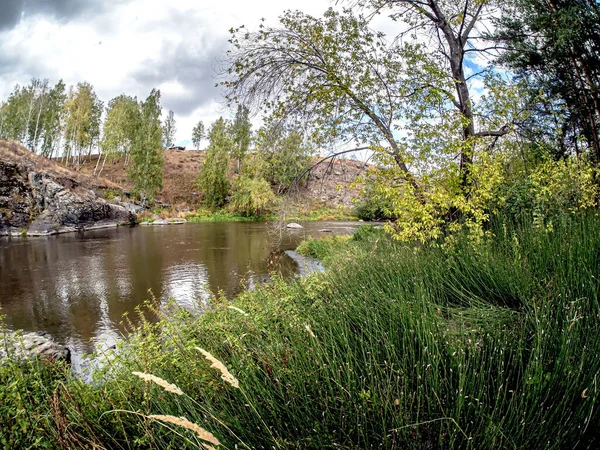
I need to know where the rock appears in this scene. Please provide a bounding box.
[0,160,137,236]
[287,222,304,229]
[152,218,170,225]
[1,331,70,363]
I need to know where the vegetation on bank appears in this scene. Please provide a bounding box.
[2,215,600,448]
[136,203,357,224]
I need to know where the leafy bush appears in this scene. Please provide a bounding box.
[496,158,598,230]
[353,186,395,221]
[229,175,277,217]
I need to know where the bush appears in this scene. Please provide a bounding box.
[353,186,395,221]
[229,176,277,217]
[496,158,598,230]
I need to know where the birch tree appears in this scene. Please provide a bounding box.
[128,89,164,202]
[192,120,205,149]
[162,109,176,148]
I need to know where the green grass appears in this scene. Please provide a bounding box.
[285,206,358,221]
[2,215,600,448]
[186,208,273,222]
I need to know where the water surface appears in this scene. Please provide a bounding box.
[0,221,356,363]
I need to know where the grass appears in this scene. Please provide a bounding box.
[1,214,600,448]
[137,204,358,224]
[285,205,358,221]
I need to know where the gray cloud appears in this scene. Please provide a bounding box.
[0,0,122,31]
[130,35,228,115]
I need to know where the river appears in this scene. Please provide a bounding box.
[0,221,357,367]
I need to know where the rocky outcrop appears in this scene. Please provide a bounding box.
[0,331,70,363]
[0,158,138,236]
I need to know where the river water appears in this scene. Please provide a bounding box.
[0,221,357,365]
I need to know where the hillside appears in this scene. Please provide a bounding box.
[69,150,369,208]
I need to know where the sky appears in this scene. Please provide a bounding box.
[0,0,332,147]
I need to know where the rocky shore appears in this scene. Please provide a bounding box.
[0,141,141,236]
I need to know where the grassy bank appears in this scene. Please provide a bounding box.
[2,215,600,448]
[138,204,357,224]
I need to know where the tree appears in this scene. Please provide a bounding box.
[162,109,177,148]
[192,120,205,149]
[495,0,600,163]
[39,80,67,158]
[64,82,103,165]
[223,4,523,241]
[230,175,277,216]
[254,123,311,194]
[100,94,139,174]
[128,89,164,203]
[231,104,252,172]
[197,118,231,208]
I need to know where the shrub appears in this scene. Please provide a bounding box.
[353,186,395,221]
[229,176,277,217]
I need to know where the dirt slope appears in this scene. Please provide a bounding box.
[74,150,369,208]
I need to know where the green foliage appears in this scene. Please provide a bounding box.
[100,94,139,160]
[230,175,276,216]
[353,185,395,221]
[64,82,103,159]
[495,157,598,230]
[197,117,231,208]
[127,89,164,203]
[187,208,270,222]
[162,109,176,148]
[230,104,251,172]
[255,124,311,193]
[495,0,600,162]
[0,79,67,157]
[191,120,205,149]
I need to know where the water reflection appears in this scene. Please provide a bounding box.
[0,221,357,362]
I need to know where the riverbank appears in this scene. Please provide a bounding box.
[138,204,358,223]
[2,215,599,448]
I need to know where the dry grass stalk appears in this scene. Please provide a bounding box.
[196,348,240,388]
[304,323,316,338]
[132,371,184,396]
[147,415,220,446]
[228,305,249,316]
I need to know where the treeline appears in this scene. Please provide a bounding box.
[0,80,167,202]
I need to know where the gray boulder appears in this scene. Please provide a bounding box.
[1,331,70,363]
[287,222,304,229]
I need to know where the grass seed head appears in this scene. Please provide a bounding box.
[148,415,220,446]
[132,372,184,396]
[196,348,240,388]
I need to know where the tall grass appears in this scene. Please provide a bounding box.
[1,215,600,448]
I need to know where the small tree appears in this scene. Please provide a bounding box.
[162,109,176,148]
[192,120,205,149]
[128,89,164,203]
[255,124,311,194]
[231,104,252,172]
[197,118,231,208]
[230,175,277,216]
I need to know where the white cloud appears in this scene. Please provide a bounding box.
[0,0,332,144]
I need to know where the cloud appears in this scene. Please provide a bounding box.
[0,0,333,143]
[131,40,226,116]
[0,0,123,31]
